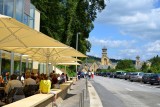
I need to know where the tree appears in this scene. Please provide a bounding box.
[141,62,148,72]
[31,0,106,54]
[116,59,134,71]
[149,55,160,73]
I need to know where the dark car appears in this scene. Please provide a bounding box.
[100,72,107,77]
[149,74,160,85]
[109,72,115,78]
[142,73,154,84]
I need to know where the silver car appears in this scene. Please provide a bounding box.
[130,72,144,82]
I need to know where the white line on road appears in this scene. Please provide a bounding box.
[125,88,133,91]
[157,104,160,106]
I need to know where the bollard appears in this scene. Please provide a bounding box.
[79,93,81,107]
[86,78,88,99]
[79,93,83,107]
[82,89,85,107]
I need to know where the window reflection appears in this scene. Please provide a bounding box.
[16,0,23,22]
[1,51,11,77]
[29,4,35,29]
[4,0,14,17]
[0,0,3,14]
[24,13,29,25]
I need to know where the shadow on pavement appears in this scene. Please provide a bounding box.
[64,94,76,100]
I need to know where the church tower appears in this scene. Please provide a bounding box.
[135,55,141,69]
[136,55,140,66]
[101,47,110,65]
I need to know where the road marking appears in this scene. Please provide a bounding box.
[125,88,133,91]
[157,104,160,106]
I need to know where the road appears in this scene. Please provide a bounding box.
[90,76,160,107]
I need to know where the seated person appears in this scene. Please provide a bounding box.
[3,72,9,84]
[39,74,57,106]
[23,73,37,97]
[39,74,51,94]
[51,74,59,89]
[5,74,23,94]
[23,73,36,86]
[0,75,4,86]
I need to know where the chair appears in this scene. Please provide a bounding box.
[5,87,25,104]
[24,85,38,97]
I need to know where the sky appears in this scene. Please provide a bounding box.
[87,0,160,61]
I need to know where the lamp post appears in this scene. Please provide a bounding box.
[76,32,80,73]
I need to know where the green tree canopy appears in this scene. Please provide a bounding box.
[141,62,148,72]
[149,55,160,73]
[116,59,134,71]
[31,0,106,55]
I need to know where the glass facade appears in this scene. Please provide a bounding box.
[0,0,3,14]
[0,0,39,75]
[29,4,35,28]
[16,0,23,22]
[0,0,36,29]
[1,51,11,77]
[4,0,14,17]
[24,13,29,25]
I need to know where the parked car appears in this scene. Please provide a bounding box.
[149,74,160,85]
[109,72,115,78]
[114,71,126,78]
[124,72,134,80]
[130,72,144,82]
[142,73,154,84]
[119,72,127,79]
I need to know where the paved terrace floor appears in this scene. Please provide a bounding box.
[59,78,90,107]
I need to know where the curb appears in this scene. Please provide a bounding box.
[88,81,103,107]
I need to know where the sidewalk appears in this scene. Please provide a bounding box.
[59,78,90,107]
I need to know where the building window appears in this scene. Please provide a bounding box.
[16,0,23,22]
[29,4,35,28]
[4,0,14,17]
[24,13,29,25]
[0,0,3,14]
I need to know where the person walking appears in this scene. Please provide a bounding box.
[91,72,94,79]
[88,71,91,79]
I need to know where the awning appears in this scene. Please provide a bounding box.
[1,47,86,75]
[57,62,81,65]
[0,14,68,48]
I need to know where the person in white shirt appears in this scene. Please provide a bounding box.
[5,74,22,94]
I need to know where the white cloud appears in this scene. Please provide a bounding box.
[88,37,136,48]
[89,0,160,61]
[145,40,160,52]
[119,48,139,59]
[87,50,101,57]
[96,0,160,39]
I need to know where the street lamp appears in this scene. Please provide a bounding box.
[76,32,80,73]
